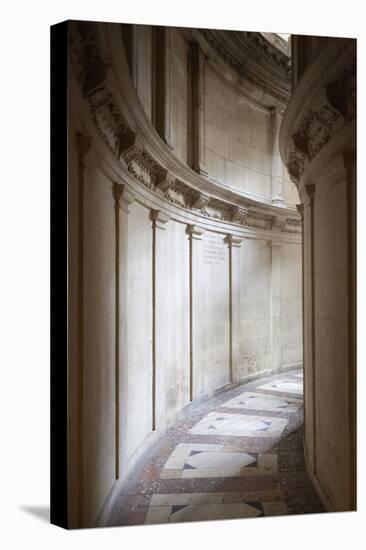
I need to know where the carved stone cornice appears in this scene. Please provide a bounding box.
[156,172,175,193]
[69,21,302,236]
[230,206,249,224]
[190,191,210,210]
[280,37,356,191]
[272,215,288,231]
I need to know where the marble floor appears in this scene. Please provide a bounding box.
[108,369,323,527]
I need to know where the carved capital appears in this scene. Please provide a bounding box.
[224,234,243,248]
[112,182,136,213]
[186,224,205,240]
[150,209,170,230]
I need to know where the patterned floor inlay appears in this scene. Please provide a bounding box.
[107,369,323,527]
[258,380,303,395]
[222,391,302,413]
[145,492,288,524]
[160,443,277,479]
[189,412,288,437]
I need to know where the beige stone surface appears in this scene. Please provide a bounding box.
[67,22,304,528]
[82,168,116,527]
[155,220,190,429]
[194,231,230,397]
[124,201,153,462]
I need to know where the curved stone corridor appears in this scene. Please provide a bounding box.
[107,369,323,526]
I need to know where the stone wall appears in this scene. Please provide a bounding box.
[67,21,303,528]
[281,35,356,512]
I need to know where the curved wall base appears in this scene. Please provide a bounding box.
[303,439,334,513]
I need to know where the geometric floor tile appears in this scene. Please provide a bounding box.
[160,443,277,479]
[258,380,303,396]
[189,412,288,437]
[145,492,288,524]
[222,391,302,413]
[108,369,324,527]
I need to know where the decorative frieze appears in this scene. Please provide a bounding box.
[156,172,175,193]
[190,191,210,210]
[281,38,356,188]
[70,22,302,236]
[230,206,249,224]
[291,102,341,162]
[246,211,273,230]
[272,215,288,231]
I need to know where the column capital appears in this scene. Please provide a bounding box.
[186,224,205,240]
[150,209,170,229]
[112,182,136,213]
[224,234,243,248]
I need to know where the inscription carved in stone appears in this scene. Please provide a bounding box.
[203,233,227,266]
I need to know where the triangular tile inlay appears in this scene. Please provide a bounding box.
[170,504,189,515]
[247,501,264,515]
[183,463,196,470]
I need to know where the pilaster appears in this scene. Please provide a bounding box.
[113,182,136,478]
[186,224,205,401]
[302,182,316,473]
[270,108,285,205]
[151,209,170,431]
[190,42,208,177]
[225,235,243,383]
[269,241,282,371]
